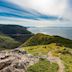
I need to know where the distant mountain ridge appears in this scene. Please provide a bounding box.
[0,24,32,34]
[0,24,33,44]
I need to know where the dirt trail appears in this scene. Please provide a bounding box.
[47,51,65,72]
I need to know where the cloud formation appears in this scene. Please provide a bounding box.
[0,0,59,20]
[0,0,72,27]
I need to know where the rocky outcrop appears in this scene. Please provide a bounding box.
[0,49,39,72]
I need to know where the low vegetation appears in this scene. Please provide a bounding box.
[21,43,72,72]
[21,33,72,48]
[27,59,58,72]
[60,54,72,72]
[52,47,72,72]
[0,35,20,49]
[21,43,58,56]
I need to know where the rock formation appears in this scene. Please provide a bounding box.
[0,49,39,72]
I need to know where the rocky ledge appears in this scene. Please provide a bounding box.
[0,49,39,72]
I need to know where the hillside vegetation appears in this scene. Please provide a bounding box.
[0,34,20,49]
[27,59,58,72]
[20,33,72,72]
[21,43,71,56]
[0,24,72,72]
[21,43,57,56]
[0,24,33,43]
[21,43,72,72]
[52,48,72,72]
[21,33,72,48]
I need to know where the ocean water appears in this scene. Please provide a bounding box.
[28,27,72,40]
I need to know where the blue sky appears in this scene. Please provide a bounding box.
[0,0,72,27]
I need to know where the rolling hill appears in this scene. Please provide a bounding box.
[0,24,33,43]
[20,33,72,72]
[0,34,20,49]
[21,43,72,72]
[20,33,72,48]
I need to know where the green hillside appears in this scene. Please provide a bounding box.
[27,59,58,72]
[0,34,20,49]
[21,43,70,56]
[20,33,72,48]
[21,43,72,72]
[0,24,33,43]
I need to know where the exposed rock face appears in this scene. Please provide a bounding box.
[0,49,39,72]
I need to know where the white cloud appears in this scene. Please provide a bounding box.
[9,0,67,16]
[28,0,67,16]
[0,0,72,27]
[0,17,72,27]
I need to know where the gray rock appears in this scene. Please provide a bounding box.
[0,60,12,70]
[0,50,39,72]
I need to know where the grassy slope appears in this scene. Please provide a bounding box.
[21,43,59,56]
[59,54,72,72]
[0,34,20,49]
[52,48,72,72]
[21,33,72,48]
[21,43,72,72]
[27,59,58,72]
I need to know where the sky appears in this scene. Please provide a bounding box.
[0,0,72,27]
